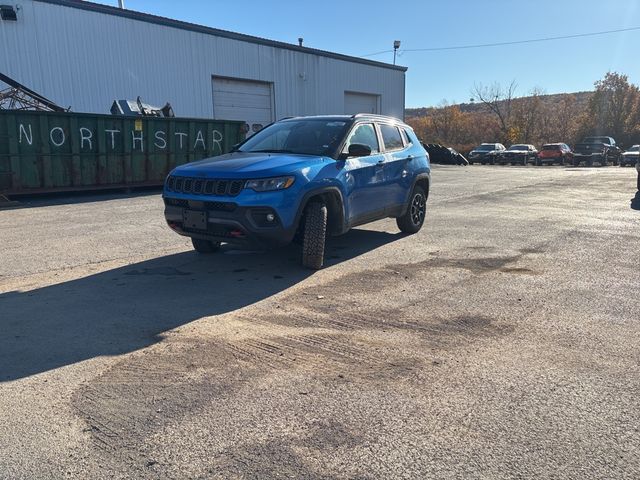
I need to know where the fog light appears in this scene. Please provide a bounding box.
[266,213,275,222]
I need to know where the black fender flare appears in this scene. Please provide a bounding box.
[294,186,347,235]
[399,173,431,217]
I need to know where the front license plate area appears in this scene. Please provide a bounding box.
[183,209,207,230]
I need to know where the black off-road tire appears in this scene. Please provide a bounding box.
[397,185,427,234]
[192,237,221,253]
[301,202,327,270]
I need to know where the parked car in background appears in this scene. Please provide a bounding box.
[163,114,431,269]
[536,143,573,166]
[572,136,621,166]
[619,145,639,167]
[498,144,538,166]
[422,143,468,165]
[467,143,506,165]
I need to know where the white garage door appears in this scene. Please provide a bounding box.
[344,91,380,115]
[212,77,273,135]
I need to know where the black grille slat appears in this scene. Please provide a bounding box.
[216,181,228,195]
[166,176,244,197]
[229,180,244,195]
[204,201,237,212]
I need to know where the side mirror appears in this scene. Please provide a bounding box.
[230,143,241,152]
[348,143,372,157]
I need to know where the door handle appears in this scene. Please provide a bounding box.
[377,160,385,164]
[406,155,413,161]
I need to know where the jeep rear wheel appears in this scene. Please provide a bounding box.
[192,238,221,253]
[397,185,427,234]
[301,202,327,270]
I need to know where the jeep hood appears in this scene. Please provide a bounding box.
[174,152,327,177]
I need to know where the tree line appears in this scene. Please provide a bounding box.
[406,72,640,154]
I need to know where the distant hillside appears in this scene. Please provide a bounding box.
[406,91,593,118]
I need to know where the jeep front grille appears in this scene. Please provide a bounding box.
[165,176,245,197]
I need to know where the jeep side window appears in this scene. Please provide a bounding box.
[379,124,404,151]
[400,128,413,146]
[343,123,379,154]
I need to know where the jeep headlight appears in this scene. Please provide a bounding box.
[245,176,295,192]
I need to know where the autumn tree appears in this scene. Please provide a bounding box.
[471,80,518,142]
[551,94,581,143]
[406,116,431,143]
[512,87,544,143]
[583,72,640,145]
[429,103,473,145]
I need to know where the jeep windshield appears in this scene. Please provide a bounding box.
[238,119,350,158]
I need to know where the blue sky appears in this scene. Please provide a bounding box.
[95,0,640,107]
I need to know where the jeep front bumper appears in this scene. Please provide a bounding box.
[163,198,297,248]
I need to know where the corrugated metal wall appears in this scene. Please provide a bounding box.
[0,1,405,120]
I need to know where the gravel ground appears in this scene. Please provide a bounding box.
[1,165,639,479]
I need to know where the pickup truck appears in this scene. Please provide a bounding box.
[572,136,621,166]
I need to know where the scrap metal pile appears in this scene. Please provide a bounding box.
[0,72,67,112]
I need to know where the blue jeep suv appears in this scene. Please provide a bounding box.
[163,114,431,269]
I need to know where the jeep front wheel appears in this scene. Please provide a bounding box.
[192,238,221,253]
[301,202,327,270]
[397,185,427,234]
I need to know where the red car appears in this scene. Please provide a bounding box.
[537,143,573,165]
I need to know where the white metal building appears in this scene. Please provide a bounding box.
[0,0,406,130]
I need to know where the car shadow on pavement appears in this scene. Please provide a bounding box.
[0,229,402,382]
[2,188,162,210]
[631,191,640,210]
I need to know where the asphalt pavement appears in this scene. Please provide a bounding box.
[1,165,639,479]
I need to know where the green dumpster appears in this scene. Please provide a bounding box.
[0,110,245,195]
